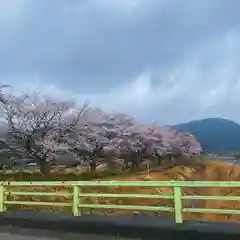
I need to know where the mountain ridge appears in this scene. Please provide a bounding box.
[173,118,240,153]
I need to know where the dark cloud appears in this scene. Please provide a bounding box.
[1,0,240,124]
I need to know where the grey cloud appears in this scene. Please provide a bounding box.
[1,0,240,124]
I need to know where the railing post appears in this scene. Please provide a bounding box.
[79,186,83,216]
[72,185,80,216]
[0,184,6,212]
[173,186,183,224]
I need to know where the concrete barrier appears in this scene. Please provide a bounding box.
[0,211,239,239]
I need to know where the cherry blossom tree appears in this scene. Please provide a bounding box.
[100,121,203,170]
[0,91,89,176]
[0,86,203,175]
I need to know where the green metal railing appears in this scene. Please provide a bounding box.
[0,181,240,223]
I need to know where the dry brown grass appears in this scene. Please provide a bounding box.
[3,160,240,224]
[186,162,240,223]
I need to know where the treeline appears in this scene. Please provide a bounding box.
[0,85,202,177]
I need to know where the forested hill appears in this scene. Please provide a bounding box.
[173,118,240,153]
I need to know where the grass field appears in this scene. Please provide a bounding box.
[1,159,240,224]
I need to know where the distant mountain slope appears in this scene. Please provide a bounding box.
[173,118,240,153]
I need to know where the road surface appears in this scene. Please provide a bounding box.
[0,233,55,240]
[0,227,139,240]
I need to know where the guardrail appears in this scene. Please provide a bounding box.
[0,181,240,223]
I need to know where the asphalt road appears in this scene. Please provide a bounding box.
[0,227,139,240]
[0,233,55,240]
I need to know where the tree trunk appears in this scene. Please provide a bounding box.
[124,159,129,170]
[39,159,50,177]
[19,162,23,180]
[90,161,96,173]
[168,154,173,162]
[131,160,139,170]
[131,154,139,170]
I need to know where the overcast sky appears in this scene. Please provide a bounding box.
[1,0,240,125]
